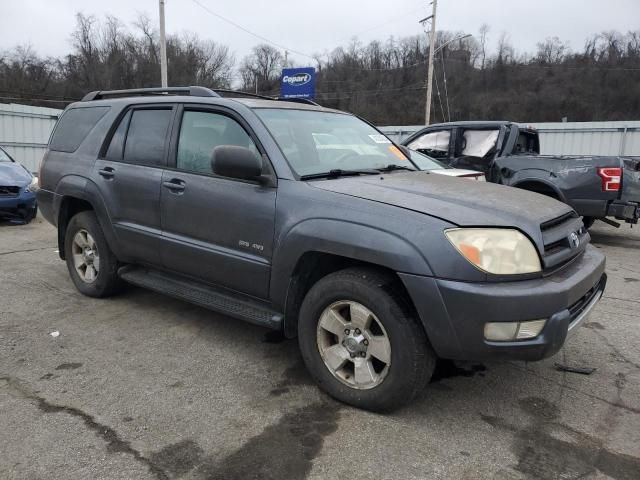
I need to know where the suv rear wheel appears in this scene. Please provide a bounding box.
[298,267,435,411]
[64,211,122,297]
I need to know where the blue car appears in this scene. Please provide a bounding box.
[0,146,38,223]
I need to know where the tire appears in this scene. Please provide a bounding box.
[298,267,436,412]
[582,216,596,229]
[23,203,37,224]
[64,211,122,298]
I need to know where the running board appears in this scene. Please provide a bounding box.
[118,266,283,330]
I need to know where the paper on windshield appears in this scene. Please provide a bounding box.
[368,134,391,144]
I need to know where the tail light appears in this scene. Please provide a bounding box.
[597,167,621,192]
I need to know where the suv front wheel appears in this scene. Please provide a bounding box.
[64,211,122,297]
[298,267,435,411]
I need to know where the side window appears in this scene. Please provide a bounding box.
[105,111,131,161]
[176,111,258,175]
[407,130,450,159]
[460,129,499,158]
[49,106,110,153]
[122,109,173,167]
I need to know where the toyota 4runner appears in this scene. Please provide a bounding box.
[37,87,606,411]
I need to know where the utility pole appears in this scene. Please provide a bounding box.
[284,50,288,68]
[423,0,438,125]
[159,0,168,88]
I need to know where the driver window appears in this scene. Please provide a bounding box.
[407,130,450,159]
[177,111,258,174]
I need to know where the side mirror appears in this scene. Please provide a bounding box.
[211,145,263,182]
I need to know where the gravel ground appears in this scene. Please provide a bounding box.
[1,215,639,480]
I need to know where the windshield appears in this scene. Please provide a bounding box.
[0,147,13,162]
[255,109,414,177]
[407,149,448,171]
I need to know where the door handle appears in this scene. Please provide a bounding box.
[162,179,186,193]
[98,167,115,179]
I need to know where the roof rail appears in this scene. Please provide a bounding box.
[213,89,274,100]
[277,97,320,106]
[81,86,220,101]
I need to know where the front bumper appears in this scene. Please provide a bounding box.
[400,245,606,361]
[0,189,36,219]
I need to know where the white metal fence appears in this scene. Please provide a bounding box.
[1,101,639,175]
[0,103,62,173]
[379,121,640,157]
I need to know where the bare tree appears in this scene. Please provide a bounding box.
[239,44,283,93]
[536,36,570,63]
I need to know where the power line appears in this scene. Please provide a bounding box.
[190,0,315,59]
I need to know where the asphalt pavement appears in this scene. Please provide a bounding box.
[1,216,639,480]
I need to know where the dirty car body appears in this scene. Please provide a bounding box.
[37,88,606,410]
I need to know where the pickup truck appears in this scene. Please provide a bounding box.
[37,88,606,411]
[403,121,640,228]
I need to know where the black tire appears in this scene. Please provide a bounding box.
[298,267,436,412]
[64,211,122,298]
[582,216,596,229]
[23,203,37,224]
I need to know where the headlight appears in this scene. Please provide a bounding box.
[25,176,39,193]
[445,228,541,274]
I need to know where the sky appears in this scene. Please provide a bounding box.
[1,0,639,65]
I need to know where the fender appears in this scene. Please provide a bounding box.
[509,171,568,203]
[269,218,433,310]
[53,175,124,261]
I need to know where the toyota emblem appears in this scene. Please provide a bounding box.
[569,232,580,249]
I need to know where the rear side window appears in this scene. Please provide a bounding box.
[49,107,110,153]
[122,109,172,167]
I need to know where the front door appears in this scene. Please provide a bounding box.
[160,107,276,299]
[93,106,175,265]
[405,128,453,165]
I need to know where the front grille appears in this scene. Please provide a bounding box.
[540,211,587,272]
[0,186,20,197]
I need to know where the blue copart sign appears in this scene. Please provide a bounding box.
[280,67,316,99]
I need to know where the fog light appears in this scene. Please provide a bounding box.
[484,320,547,341]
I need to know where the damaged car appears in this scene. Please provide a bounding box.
[0,146,38,223]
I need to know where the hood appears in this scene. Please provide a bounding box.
[432,168,485,180]
[309,172,574,244]
[0,162,31,186]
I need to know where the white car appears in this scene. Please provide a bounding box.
[406,148,485,181]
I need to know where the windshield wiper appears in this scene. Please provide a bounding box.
[377,164,416,173]
[300,169,380,180]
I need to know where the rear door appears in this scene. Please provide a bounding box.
[452,127,500,173]
[160,105,276,298]
[93,105,175,265]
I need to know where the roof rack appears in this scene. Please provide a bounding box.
[213,90,321,107]
[213,89,274,100]
[277,97,320,106]
[81,86,220,101]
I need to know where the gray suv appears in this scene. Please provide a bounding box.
[37,87,606,411]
